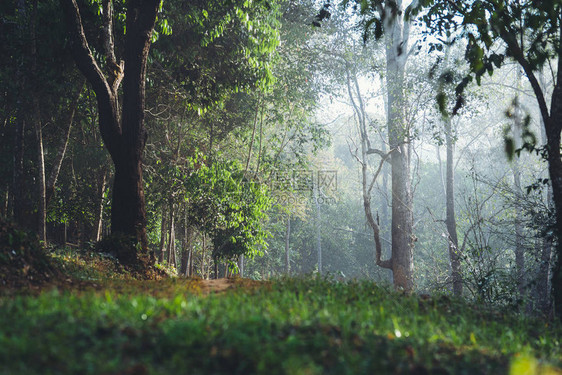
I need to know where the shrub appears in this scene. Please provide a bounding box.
[0,216,60,288]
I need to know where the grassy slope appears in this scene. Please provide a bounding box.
[0,274,561,375]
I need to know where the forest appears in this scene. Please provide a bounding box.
[1,0,562,373]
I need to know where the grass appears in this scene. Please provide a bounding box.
[0,275,561,375]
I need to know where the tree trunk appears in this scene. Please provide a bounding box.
[2,185,8,217]
[111,156,148,249]
[61,0,159,264]
[538,207,553,313]
[180,244,188,276]
[180,223,193,276]
[513,152,525,296]
[384,0,414,292]
[158,206,167,263]
[533,109,553,313]
[30,0,46,244]
[189,232,195,277]
[548,142,562,319]
[380,137,392,268]
[12,119,26,227]
[34,109,46,244]
[94,169,107,242]
[444,117,462,296]
[512,69,526,297]
[314,186,322,275]
[202,233,207,279]
[344,61,390,276]
[388,146,414,291]
[546,74,562,319]
[245,94,261,172]
[239,254,244,277]
[546,119,562,319]
[285,216,291,274]
[166,205,176,269]
[535,73,553,314]
[214,257,219,280]
[538,212,553,314]
[12,0,28,228]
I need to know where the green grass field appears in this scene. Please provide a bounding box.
[1,276,561,375]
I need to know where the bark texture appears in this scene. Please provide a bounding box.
[384,0,414,292]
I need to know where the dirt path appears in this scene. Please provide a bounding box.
[196,278,267,295]
[198,278,236,294]
[0,275,267,298]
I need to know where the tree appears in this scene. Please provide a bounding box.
[432,43,464,296]
[1,0,89,244]
[337,40,390,282]
[60,0,281,265]
[416,0,562,318]
[337,0,417,291]
[60,0,160,263]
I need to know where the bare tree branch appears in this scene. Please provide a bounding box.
[60,0,121,151]
[61,0,112,100]
[367,150,392,196]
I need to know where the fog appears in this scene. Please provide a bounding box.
[240,1,553,308]
[1,0,557,311]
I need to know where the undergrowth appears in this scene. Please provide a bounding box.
[0,217,61,288]
[0,276,561,375]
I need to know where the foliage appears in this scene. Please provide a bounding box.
[50,247,130,281]
[150,0,281,113]
[197,158,272,262]
[0,276,561,374]
[0,0,88,229]
[0,217,60,288]
[94,233,164,278]
[410,0,557,136]
[150,152,272,262]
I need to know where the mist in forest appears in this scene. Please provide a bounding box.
[244,1,554,312]
[1,0,559,314]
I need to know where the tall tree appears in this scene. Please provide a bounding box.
[444,116,462,296]
[435,43,463,296]
[60,0,161,262]
[382,0,415,291]
[511,71,525,297]
[348,0,417,291]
